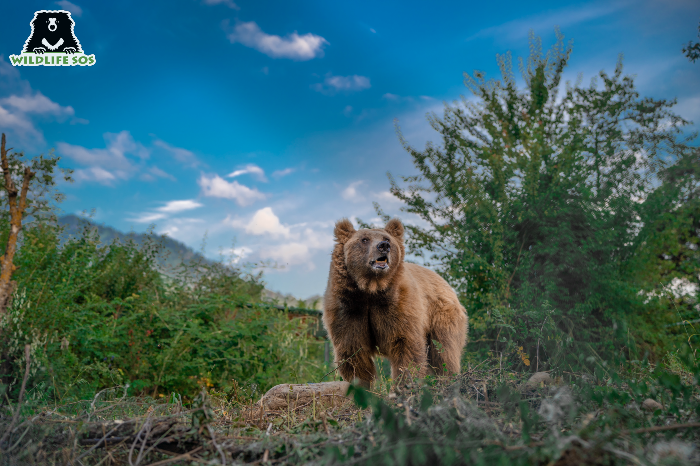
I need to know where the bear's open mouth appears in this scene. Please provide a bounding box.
[371,256,389,270]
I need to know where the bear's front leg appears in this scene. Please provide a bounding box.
[388,336,428,386]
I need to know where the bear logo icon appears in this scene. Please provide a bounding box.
[23,10,82,55]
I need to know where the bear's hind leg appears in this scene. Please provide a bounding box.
[428,304,467,375]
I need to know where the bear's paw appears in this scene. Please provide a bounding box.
[63,47,77,54]
[33,47,46,54]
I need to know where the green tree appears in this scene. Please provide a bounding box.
[378,32,699,367]
[683,20,700,63]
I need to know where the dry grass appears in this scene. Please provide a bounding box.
[1,357,699,465]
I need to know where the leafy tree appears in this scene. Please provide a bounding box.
[0,134,73,313]
[377,31,699,367]
[683,20,700,63]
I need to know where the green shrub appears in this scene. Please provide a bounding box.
[1,219,327,403]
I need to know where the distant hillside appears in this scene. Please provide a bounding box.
[57,215,215,271]
[57,215,324,309]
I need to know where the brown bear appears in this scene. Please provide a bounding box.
[323,218,468,388]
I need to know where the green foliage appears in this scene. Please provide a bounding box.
[378,31,699,367]
[683,21,700,63]
[0,219,328,403]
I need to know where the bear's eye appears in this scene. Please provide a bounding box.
[361,238,368,244]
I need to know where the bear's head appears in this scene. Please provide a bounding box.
[333,218,405,293]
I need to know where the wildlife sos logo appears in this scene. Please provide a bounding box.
[10,10,96,67]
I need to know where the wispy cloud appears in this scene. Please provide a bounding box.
[58,131,150,184]
[198,174,266,206]
[272,167,295,179]
[2,92,75,116]
[130,212,167,223]
[153,139,200,167]
[157,199,203,213]
[0,58,83,147]
[55,0,82,17]
[141,166,176,182]
[312,74,371,94]
[129,199,203,224]
[223,20,328,61]
[202,0,239,10]
[468,1,630,41]
[227,163,268,182]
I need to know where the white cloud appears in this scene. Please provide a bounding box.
[228,246,253,264]
[157,199,203,213]
[224,20,328,61]
[341,181,365,201]
[55,0,83,17]
[312,74,371,94]
[258,227,334,270]
[153,139,199,167]
[228,163,267,182]
[235,207,291,238]
[260,242,311,268]
[343,105,353,116]
[272,167,295,178]
[202,0,239,9]
[198,174,266,206]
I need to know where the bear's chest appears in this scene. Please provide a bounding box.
[340,291,407,347]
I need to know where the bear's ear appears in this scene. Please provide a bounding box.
[334,218,356,243]
[384,218,404,240]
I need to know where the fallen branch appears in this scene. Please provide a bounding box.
[622,422,700,435]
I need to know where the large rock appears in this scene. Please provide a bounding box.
[523,372,553,390]
[642,398,663,411]
[260,381,350,411]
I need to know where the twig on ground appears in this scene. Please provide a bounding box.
[146,446,202,466]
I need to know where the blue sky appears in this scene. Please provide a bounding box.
[1,0,699,298]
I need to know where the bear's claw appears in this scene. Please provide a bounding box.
[33,47,46,54]
[63,47,77,54]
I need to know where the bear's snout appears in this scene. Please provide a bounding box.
[48,18,58,32]
[376,240,391,254]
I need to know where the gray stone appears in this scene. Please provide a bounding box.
[523,371,553,389]
[260,381,350,411]
[642,398,663,411]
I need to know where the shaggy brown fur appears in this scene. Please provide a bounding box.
[323,218,468,388]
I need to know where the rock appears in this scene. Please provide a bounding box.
[260,381,350,411]
[642,398,663,411]
[523,372,552,390]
